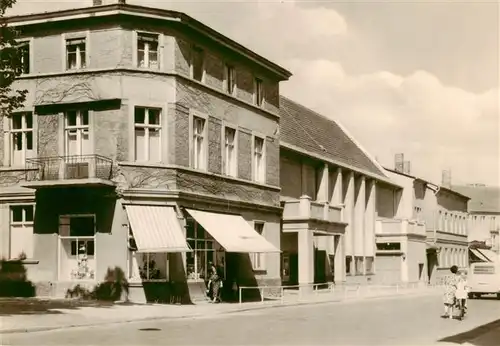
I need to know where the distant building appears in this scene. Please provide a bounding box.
[453,184,500,261]
[378,156,470,284]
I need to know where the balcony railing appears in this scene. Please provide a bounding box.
[25,155,113,182]
[282,196,343,224]
[375,218,426,236]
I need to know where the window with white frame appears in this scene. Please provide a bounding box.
[254,77,264,106]
[10,205,34,260]
[224,64,235,95]
[224,126,237,177]
[253,136,265,183]
[186,218,218,281]
[58,215,96,281]
[191,46,204,82]
[127,230,169,281]
[65,110,90,156]
[66,38,86,70]
[137,33,159,69]
[250,222,266,270]
[134,107,161,162]
[9,112,33,166]
[18,41,30,74]
[191,116,206,170]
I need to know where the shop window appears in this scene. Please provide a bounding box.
[376,242,401,251]
[365,256,374,275]
[355,256,364,275]
[250,222,266,270]
[58,215,96,281]
[345,256,352,275]
[9,205,34,259]
[186,218,218,281]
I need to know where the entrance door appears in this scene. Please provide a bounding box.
[289,253,299,285]
[314,249,327,284]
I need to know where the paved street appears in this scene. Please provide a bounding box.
[2,295,500,346]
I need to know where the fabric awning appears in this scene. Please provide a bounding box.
[185,209,281,253]
[470,248,491,262]
[125,205,191,253]
[475,248,498,262]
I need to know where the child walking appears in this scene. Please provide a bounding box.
[455,271,469,320]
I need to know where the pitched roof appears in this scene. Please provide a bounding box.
[453,185,500,213]
[279,96,386,178]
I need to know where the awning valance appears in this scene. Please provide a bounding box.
[185,209,281,253]
[470,248,491,262]
[125,205,191,253]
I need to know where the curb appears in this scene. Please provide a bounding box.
[0,289,440,335]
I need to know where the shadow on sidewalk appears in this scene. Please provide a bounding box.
[0,298,138,317]
[438,318,500,346]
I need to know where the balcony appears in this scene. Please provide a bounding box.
[375,218,426,237]
[281,195,345,235]
[22,155,114,189]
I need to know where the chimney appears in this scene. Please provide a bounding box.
[403,161,411,175]
[442,169,452,188]
[395,153,404,172]
[93,0,125,5]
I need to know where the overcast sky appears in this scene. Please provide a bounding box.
[8,0,500,186]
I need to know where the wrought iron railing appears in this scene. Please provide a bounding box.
[25,155,113,182]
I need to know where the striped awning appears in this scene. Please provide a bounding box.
[185,209,280,253]
[125,205,191,253]
[470,248,491,262]
[475,248,498,262]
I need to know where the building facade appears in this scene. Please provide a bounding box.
[454,184,500,261]
[0,3,291,303]
[278,97,400,287]
[378,158,470,284]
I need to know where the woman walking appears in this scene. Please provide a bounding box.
[207,263,222,303]
[441,265,460,319]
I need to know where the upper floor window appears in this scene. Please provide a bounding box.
[134,107,161,162]
[65,110,90,156]
[224,64,235,95]
[10,205,34,260]
[223,126,237,177]
[191,46,205,82]
[9,112,33,166]
[191,116,206,170]
[254,77,264,106]
[137,33,159,69]
[66,38,86,70]
[253,136,265,183]
[18,41,30,74]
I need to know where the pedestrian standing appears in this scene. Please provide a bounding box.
[455,271,469,320]
[441,265,460,319]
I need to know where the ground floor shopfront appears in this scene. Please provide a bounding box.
[0,187,282,304]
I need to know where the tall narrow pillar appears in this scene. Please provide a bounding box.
[344,172,355,275]
[316,163,329,203]
[298,229,314,289]
[354,176,366,260]
[331,167,343,205]
[364,180,376,259]
[334,235,345,283]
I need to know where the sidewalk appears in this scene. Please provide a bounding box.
[0,286,442,335]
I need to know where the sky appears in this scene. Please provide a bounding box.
[7,0,500,187]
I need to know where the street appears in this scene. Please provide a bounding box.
[2,295,500,345]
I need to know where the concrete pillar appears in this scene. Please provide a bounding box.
[334,235,345,283]
[364,180,376,258]
[298,229,314,288]
[344,172,355,274]
[299,195,312,218]
[331,167,343,205]
[316,163,329,203]
[354,176,366,258]
[401,232,409,282]
[301,163,308,197]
